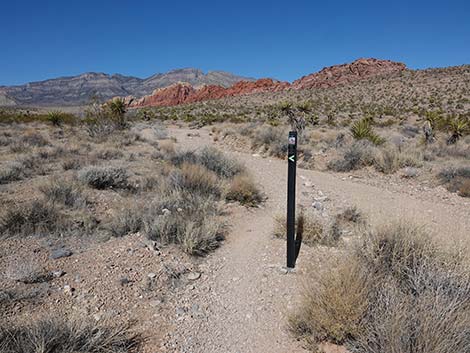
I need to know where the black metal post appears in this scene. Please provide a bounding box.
[287,131,297,268]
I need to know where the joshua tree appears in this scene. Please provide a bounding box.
[280,102,305,137]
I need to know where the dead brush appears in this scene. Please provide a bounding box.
[169,163,221,198]
[0,199,66,237]
[225,173,264,206]
[290,222,470,353]
[39,178,87,208]
[0,316,139,353]
[273,210,324,246]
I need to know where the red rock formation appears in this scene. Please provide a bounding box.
[130,78,289,107]
[128,58,407,108]
[291,58,406,90]
[131,83,195,107]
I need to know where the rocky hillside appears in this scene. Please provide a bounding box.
[0,69,253,107]
[129,58,407,108]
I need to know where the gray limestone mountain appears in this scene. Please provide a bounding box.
[0,68,254,107]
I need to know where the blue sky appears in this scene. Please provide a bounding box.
[1,0,469,85]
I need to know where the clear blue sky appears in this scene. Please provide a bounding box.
[1,0,469,85]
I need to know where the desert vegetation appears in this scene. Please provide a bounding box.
[290,222,470,353]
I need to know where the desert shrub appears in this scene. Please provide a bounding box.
[439,166,470,197]
[78,166,130,190]
[373,147,423,174]
[106,206,143,237]
[291,223,470,352]
[5,260,50,284]
[198,146,244,178]
[169,147,244,178]
[252,125,288,157]
[458,179,470,197]
[225,174,264,206]
[0,200,64,237]
[0,155,44,184]
[39,179,87,208]
[62,158,82,170]
[169,163,221,197]
[21,132,50,147]
[273,210,324,246]
[0,317,138,353]
[336,206,364,224]
[142,190,224,255]
[94,149,124,160]
[328,141,376,172]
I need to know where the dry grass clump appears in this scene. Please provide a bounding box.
[0,317,138,353]
[142,190,225,256]
[78,166,130,190]
[39,179,87,208]
[0,200,65,237]
[273,210,324,246]
[290,223,470,353]
[106,205,144,238]
[329,141,423,174]
[225,174,264,206]
[169,163,221,198]
[169,146,244,178]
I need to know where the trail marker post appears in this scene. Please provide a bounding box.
[286,131,297,268]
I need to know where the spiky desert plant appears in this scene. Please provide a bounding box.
[47,111,65,127]
[446,117,469,145]
[350,118,384,145]
[105,98,127,128]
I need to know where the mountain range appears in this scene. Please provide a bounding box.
[0,58,422,108]
[0,69,254,107]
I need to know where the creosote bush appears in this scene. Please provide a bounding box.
[0,317,138,353]
[290,223,470,353]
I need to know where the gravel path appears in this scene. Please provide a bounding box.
[162,127,470,353]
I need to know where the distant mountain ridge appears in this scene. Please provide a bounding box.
[0,69,255,107]
[129,58,408,108]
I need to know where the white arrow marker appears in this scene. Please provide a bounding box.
[288,155,295,162]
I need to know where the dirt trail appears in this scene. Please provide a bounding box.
[162,127,470,353]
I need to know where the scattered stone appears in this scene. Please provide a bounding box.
[187,272,201,281]
[119,277,131,286]
[149,300,162,307]
[312,201,324,210]
[142,239,159,252]
[148,272,157,279]
[63,285,74,295]
[314,196,329,202]
[162,208,171,216]
[51,270,65,278]
[50,248,73,260]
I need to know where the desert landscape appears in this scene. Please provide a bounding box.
[0,53,469,353]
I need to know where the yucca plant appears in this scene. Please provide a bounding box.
[351,118,385,146]
[47,111,64,127]
[104,98,127,128]
[446,117,469,145]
